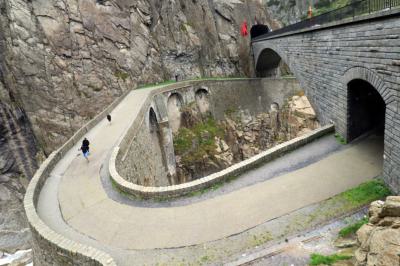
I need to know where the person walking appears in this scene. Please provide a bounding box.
[80,137,90,162]
[107,114,112,123]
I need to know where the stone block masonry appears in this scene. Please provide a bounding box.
[253,10,400,193]
[115,78,302,188]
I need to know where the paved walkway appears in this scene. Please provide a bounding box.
[37,85,383,264]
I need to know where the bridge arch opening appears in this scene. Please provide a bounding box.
[256,48,292,78]
[250,24,270,39]
[195,88,210,114]
[167,93,184,133]
[149,107,159,133]
[347,79,386,142]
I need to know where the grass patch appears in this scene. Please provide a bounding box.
[114,70,129,81]
[136,77,248,90]
[339,216,369,237]
[137,80,176,89]
[303,179,391,227]
[309,253,352,265]
[174,117,224,165]
[334,133,347,145]
[313,0,356,16]
[341,179,391,207]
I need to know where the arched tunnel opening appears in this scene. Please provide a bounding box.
[167,93,184,133]
[347,79,386,142]
[250,24,270,39]
[255,48,292,78]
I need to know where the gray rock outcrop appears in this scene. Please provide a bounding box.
[0,0,279,155]
[175,95,319,182]
[355,196,400,266]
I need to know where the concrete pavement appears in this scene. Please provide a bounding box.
[37,85,383,264]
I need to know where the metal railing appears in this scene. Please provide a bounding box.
[253,0,400,42]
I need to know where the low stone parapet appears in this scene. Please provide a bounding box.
[23,88,133,265]
[110,123,334,199]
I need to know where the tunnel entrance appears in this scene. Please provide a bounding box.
[255,48,292,78]
[347,79,386,142]
[250,25,270,39]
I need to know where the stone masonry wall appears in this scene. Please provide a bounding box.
[253,11,400,193]
[117,79,301,187]
[207,78,301,120]
[116,119,169,187]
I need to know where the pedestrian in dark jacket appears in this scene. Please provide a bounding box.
[80,137,90,162]
[107,114,111,123]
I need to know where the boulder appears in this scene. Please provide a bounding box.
[380,196,400,218]
[368,200,384,224]
[355,196,400,266]
[290,96,316,119]
[356,224,374,250]
[334,237,358,248]
[366,228,400,266]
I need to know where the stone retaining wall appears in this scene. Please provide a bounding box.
[23,88,134,265]
[252,10,400,193]
[110,118,333,198]
[116,78,302,188]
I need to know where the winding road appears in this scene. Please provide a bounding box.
[36,85,383,265]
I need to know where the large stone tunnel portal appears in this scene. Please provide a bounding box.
[347,79,386,142]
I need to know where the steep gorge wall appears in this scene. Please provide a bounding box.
[0,7,38,253]
[0,0,280,156]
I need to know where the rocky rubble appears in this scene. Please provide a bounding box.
[355,196,400,266]
[175,95,319,183]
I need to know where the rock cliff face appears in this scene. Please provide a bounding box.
[0,0,280,155]
[265,0,322,26]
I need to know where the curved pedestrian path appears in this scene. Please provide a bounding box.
[36,85,383,265]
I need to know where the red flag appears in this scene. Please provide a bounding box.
[241,20,248,37]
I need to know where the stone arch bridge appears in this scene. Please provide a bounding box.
[253,9,400,193]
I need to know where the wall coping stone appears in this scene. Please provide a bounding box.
[109,79,335,199]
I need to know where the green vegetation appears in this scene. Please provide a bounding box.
[341,179,391,206]
[339,216,369,237]
[249,231,274,247]
[114,70,129,81]
[224,106,237,117]
[309,253,352,265]
[298,0,361,20]
[174,117,224,165]
[313,0,358,16]
[136,77,247,90]
[137,80,176,89]
[334,133,347,145]
[303,179,391,227]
